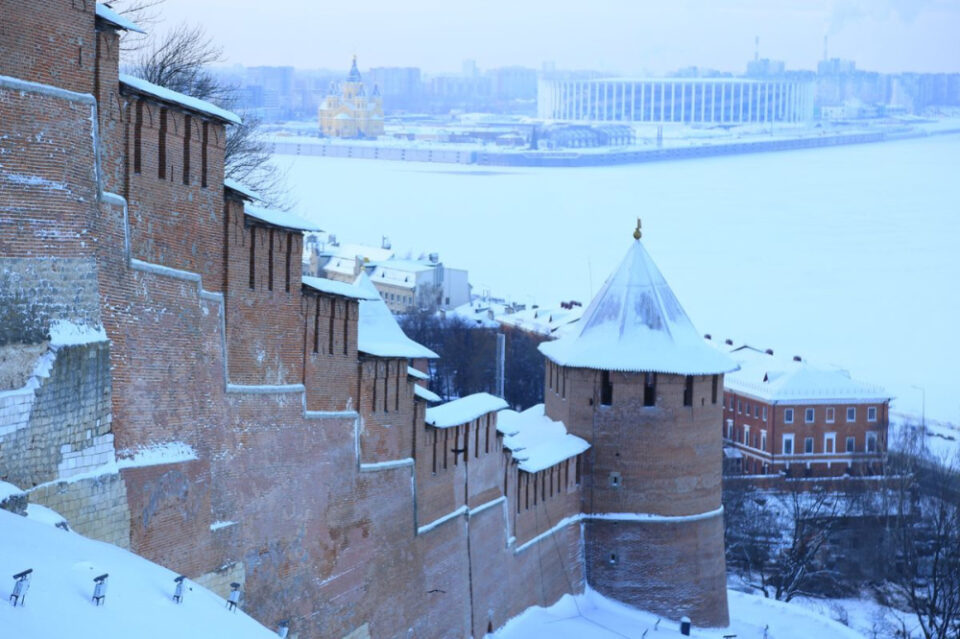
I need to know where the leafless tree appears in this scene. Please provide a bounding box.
[878,433,960,639]
[725,480,852,602]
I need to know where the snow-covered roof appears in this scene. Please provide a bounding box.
[414,385,442,403]
[302,276,379,300]
[324,257,359,276]
[223,178,259,202]
[539,238,738,375]
[407,366,430,380]
[425,393,508,429]
[322,242,394,263]
[498,304,585,337]
[95,4,145,33]
[723,345,890,404]
[355,273,439,359]
[118,74,242,125]
[498,404,590,473]
[244,205,323,232]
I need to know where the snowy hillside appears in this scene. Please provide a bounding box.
[492,587,864,639]
[0,506,274,639]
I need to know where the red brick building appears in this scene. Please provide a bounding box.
[720,344,890,477]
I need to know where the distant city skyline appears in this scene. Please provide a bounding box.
[144,0,960,75]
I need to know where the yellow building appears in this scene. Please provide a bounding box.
[319,56,385,138]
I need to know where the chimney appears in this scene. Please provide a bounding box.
[793,355,802,362]
[765,348,774,355]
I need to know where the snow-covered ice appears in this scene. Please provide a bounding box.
[274,133,960,424]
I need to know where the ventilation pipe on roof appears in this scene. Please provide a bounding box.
[765,348,774,355]
[793,355,802,362]
[725,339,734,346]
[704,334,712,340]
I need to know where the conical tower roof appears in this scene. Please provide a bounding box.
[539,232,737,375]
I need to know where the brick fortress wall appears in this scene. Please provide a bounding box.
[1,4,588,638]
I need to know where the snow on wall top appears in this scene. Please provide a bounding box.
[425,393,508,428]
[244,205,323,232]
[407,366,430,380]
[539,238,738,375]
[723,345,890,404]
[223,178,259,202]
[119,74,242,125]
[498,404,590,473]
[302,276,379,301]
[414,384,441,403]
[355,273,439,359]
[95,4,146,33]
[0,508,274,639]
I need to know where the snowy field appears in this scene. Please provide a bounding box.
[490,587,864,639]
[274,133,960,427]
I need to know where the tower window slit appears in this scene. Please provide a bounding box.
[600,371,612,406]
[133,100,143,173]
[182,114,191,185]
[285,234,291,292]
[267,229,274,291]
[248,226,255,289]
[201,121,208,187]
[644,372,657,406]
[328,302,335,354]
[683,375,694,407]
[158,108,167,179]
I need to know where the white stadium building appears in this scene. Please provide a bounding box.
[538,77,815,124]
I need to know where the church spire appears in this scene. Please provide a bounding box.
[347,54,362,83]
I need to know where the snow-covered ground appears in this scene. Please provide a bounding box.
[0,507,274,639]
[274,133,960,426]
[491,587,864,639]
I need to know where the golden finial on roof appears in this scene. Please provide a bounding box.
[633,218,642,240]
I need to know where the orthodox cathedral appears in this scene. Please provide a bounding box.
[318,56,385,138]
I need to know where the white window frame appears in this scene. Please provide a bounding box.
[754,405,759,418]
[826,407,835,423]
[726,419,734,440]
[784,408,794,424]
[845,436,856,453]
[867,406,877,422]
[866,432,878,453]
[805,407,815,424]
[847,407,856,422]
[760,430,767,452]
[737,400,742,414]
[762,406,767,422]
[782,433,794,456]
[824,432,836,454]
[743,425,750,447]
[804,436,814,455]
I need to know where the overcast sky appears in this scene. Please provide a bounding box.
[146,0,960,75]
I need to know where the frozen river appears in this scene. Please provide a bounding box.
[274,134,960,426]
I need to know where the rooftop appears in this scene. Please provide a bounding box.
[498,404,590,474]
[302,276,379,301]
[119,74,242,125]
[425,393,508,429]
[244,205,322,232]
[355,273,438,359]
[539,233,738,375]
[723,344,890,404]
[223,179,259,202]
[95,4,145,34]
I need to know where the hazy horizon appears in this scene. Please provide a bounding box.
[143,0,960,75]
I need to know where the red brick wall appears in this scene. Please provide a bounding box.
[0,0,96,94]
[123,95,227,288]
[223,203,304,385]
[303,292,359,412]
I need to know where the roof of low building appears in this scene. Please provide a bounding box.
[425,393,508,429]
[723,345,890,404]
[119,74,242,125]
[539,235,738,375]
[355,273,438,359]
[95,4,145,33]
[302,276,379,301]
[244,205,322,232]
[498,404,591,473]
